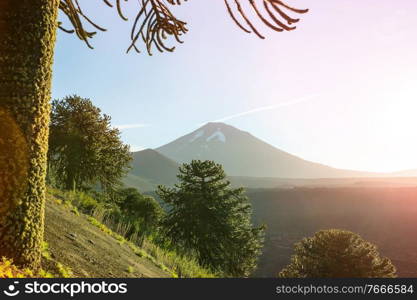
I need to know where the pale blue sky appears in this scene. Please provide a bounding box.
[52,0,417,172]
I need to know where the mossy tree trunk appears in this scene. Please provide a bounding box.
[0,0,59,268]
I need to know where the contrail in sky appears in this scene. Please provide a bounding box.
[206,94,318,124]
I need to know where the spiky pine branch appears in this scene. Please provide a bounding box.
[225,0,309,39]
[58,0,308,55]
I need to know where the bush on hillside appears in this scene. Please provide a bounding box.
[279,229,397,278]
[106,188,165,242]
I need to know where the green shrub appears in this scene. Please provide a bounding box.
[68,191,101,213]
[279,229,397,278]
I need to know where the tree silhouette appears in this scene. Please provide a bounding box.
[0,0,308,269]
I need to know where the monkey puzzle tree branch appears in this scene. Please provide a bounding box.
[59,0,308,54]
[225,0,308,38]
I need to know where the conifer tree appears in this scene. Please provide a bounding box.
[278,229,397,278]
[48,95,132,192]
[157,160,265,277]
[0,0,307,268]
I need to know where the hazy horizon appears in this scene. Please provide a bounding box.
[52,0,417,173]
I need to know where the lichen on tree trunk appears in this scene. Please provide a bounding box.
[0,0,60,268]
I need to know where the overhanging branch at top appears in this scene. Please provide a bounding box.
[58,0,309,55]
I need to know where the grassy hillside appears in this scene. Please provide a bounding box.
[42,189,213,278]
[42,194,169,277]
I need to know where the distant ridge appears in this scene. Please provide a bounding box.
[123,149,179,191]
[155,122,380,179]
[124,123,417,191]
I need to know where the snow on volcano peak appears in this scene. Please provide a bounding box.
[206,129,226,143]
[189,130,204,143]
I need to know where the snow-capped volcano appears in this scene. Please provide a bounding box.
[157,123,232,161]
[155,122,377,178]
[188,127,226,144]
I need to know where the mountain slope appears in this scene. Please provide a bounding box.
[43,195,170,278]
[156,122,378,178]
[124,149,180,191]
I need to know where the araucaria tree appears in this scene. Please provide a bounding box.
[157,160,265,277]
[48,95,131,192]
[0,1,307,268]
[279,229,397,278]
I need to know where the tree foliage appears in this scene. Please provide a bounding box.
[279,229,397,278]
[116,187,164,230]
[58,0,308,54]
[48,95,132,192]
[157,160,264,277]
[102,187,164,244]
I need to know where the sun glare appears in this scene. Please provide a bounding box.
[368,79,417,172]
